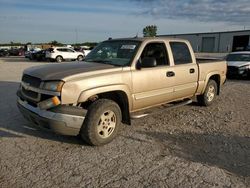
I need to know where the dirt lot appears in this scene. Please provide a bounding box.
[0,57,249,187]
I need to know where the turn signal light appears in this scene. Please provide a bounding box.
[38,96,61,110]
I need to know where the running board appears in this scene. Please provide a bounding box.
[131,99,193,119]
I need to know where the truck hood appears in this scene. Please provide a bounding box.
[24,62,119,81]
[227,61,250,67]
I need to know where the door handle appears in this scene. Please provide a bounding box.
[190,68,195,74]
[166,71,175,77]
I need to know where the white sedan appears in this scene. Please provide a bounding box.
[226,51,250,78]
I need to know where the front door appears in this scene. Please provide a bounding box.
[131,42,175,111]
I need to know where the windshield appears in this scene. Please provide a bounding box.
[226,54,250,62]
[85,40,141,66]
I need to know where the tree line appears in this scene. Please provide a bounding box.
[1,25,158,46]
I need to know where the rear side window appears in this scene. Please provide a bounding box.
[170,42,192,65]
[48,48,54,52]
[57,48,64,52]
[67,49,75,52]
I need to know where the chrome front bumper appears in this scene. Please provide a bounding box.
[17,97,86,136]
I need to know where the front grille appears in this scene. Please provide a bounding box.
[21,87,38,99]
[21,74,41,102]
[19,74,60,107]
[22,74,41,88]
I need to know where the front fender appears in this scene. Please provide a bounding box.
[77,84,133,111]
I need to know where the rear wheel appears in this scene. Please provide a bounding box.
[56,56,63,63]
[197,80,217,106]
[77,55,84,61]
[80,99,121,146]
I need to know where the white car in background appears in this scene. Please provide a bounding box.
[226,51,250,78]
[83,49,91,56]
[46,47,84,62]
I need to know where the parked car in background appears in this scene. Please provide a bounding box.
[0,48,9,57]
[226,51,250,78]
[82,47,92,56]
[46,47,84,62]
[74,46,93,57]
[8,48,24,56]
[25,48,41,59]
[32,49,47,61]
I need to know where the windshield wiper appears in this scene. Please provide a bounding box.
[85,59,121,66]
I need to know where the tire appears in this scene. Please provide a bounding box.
[80,99,122,146]
[77,55,84,61]
[197,80,218,106]
[29,54,33,60]
[56,56,63,63]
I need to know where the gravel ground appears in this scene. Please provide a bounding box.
[0,57,249,187]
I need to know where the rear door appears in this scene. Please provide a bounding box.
[131,42,175,110]
[169,42,199,99]
[67,48,77,59]
[57,48,68,59]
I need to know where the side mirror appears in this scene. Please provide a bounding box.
[138,57,157,68]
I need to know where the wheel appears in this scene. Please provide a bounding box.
[197,80,217,106]
[29,54,33,60]
[56,56,63,63]
[80,99,122,146]
[77,55,84,61]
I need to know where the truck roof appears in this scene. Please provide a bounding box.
[107,37,189,43]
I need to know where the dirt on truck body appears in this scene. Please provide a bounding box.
[17,37,227,146]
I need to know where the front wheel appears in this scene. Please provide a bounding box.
[197,80,218,106]
[80,99,122,146]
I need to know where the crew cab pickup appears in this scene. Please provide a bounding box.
[17,37,227,146]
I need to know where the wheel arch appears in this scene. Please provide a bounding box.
[77,54,84,58]
[78,85,132,125]
[202,73,221,95]
[56,55,63,58]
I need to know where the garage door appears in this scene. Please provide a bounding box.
[202,37,215,52]
[232,35,249,51]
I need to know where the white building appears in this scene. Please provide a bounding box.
[159,30,250,53]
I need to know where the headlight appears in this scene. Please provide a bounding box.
[239,65,250,70]
[43,81,64,92]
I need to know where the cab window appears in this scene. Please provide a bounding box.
[170,42,192,65]
[140,43,169,66]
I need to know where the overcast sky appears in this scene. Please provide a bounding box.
[0,0,249,43]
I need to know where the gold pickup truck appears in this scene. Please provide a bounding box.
[17,37,227,145]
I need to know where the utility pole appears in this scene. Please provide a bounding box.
[75,28,78,44]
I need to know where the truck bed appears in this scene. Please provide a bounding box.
[196,57,224,64]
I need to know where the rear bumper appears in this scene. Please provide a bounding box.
[17,97,86,136]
